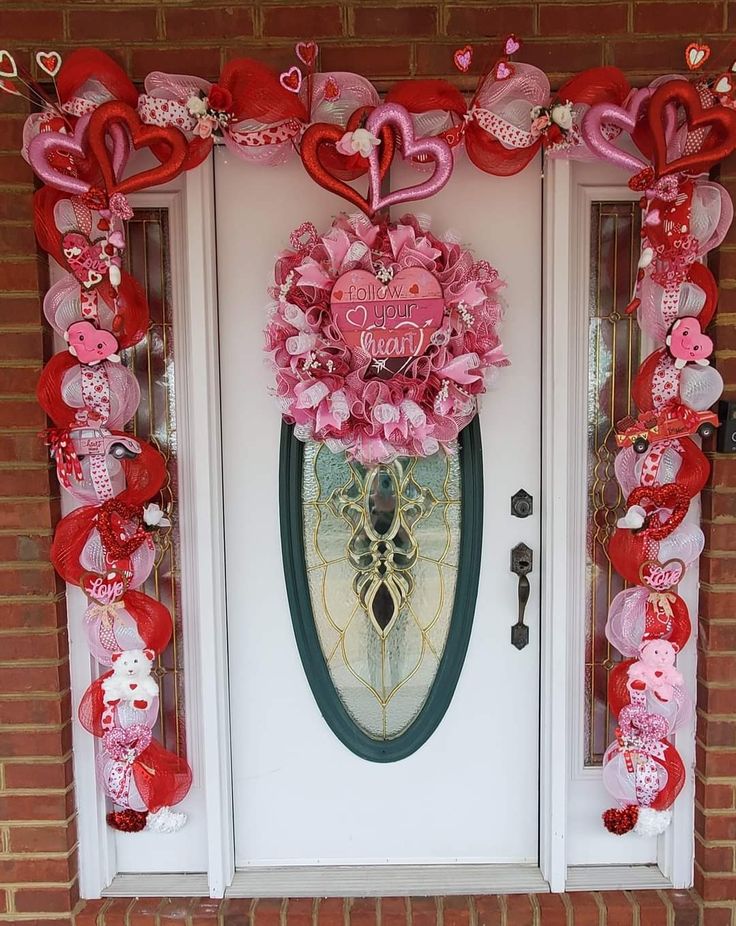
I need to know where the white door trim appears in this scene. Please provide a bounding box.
[74,155,694,896]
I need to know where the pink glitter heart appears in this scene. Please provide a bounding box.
[102,723,152,762]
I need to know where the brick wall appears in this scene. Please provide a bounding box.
[0,1,734,924]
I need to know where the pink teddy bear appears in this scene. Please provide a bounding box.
[627,639,683,703]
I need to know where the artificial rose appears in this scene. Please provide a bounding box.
[208,85,233,112]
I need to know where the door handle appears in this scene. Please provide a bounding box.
[510,543,533,650]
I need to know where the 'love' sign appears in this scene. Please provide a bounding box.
[330,268,444,375]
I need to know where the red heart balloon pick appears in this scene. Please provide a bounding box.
[87,100,188,208]
[648,80,736,178]
[300,118,395,217]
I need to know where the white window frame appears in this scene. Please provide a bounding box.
[67,155,695,898]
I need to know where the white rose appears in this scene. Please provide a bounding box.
[143,502,171,528]
[186,95,207,116]
[550,102,573,132]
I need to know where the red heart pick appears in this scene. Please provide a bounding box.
[87,100,188,200]
[300,119,395,216]
[96,499,149,560]
[648,80,736,179]
[296,41,318,67]
[626,484,691,540]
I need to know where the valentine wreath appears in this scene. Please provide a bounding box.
[265,214,509,464]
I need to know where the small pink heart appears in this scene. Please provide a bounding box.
[504,34,521,56]
[495,60,513,80]
[65,320,120,365]
[280,66,302,94]
[108,230,126,249]
[453,45,473,73]
[365,102,453,213]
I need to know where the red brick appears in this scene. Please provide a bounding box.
[348,898,376,926]
[536,893,567,926]
[701,488,736,521]
[703,521,736,555]
[165,6,254,40]
[599,893,635,926]
[539,3,628,36]
[74,899,109,926]
[7,819,76,854]
[68,8,158,41]
[0,598,65,631]
[701,904,734,926]
[503,895,534,926]
[610,39,731,73]
[0,689,69,725]
[696,742,736,778]
[711,457,736,490]
[696,838,735,872]
[355,5,437,37]
[446,5,535,37]
[666,890,701,926]
[0,398,46,428]
[321,44,412,78]
[568,891,601,925]
[0,725,72,760]
[286,898,314,926]
[3,755,73,790]
[696,774,735,807]
[696,807,736,842]
[702,554,736,585]
[0,563,60,596]
[254,899,284,926]
[442,897,470,926]
[0,297,42,327]
[0,261,40,292]
[159,896,196,922]
[0,532,53,562]
[263,5,343,38]
[0,498,55,531]
[0,116,25,151]
[0,853,76,883]
[698,716,736,751]
[698,683,736,715]
[409,898,437,926]
[0,663,70,697]
[474,896,501,926]
[13,883,78,914]
[699,653,736,685]
[699,619,736,652]
[631,891,668,926]
[130,47,222,82]
[317,897,344,926]
[634,1,725,32]
[380,897,407,926]
[0,430,50,465]
[697,873,736,902]
[0,224,35,259]
[0,10,64,41]
[129,896,166,926]
[191,897,224,926]
[0,191,33,223]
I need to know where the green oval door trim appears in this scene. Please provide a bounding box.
[279,418,483,762]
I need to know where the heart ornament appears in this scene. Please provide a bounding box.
[103,724,152,763]
[639,558,686,591]
[665,316,713,368]
[685,42,710,71]
[296,42,318,67]
[280,66,302,93]
[0,78,20,97]
[366,103,453,213]
[87,100,188,201]
[453,45,473,73]
[648,80,736,179]
[331,268,444,376]
[35,50,62,77]
[0,50,17,78]
[81,569,129,605]
[714,73,734,96]
[300,114,395,216]
[65,320,120,365]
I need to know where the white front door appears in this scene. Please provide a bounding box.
[215,149,542,872]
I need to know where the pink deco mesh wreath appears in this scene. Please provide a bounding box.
[265,214,509,464]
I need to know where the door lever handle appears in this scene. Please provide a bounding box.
[510,543,533,650]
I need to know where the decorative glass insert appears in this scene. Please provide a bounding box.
[122,209,186,760]
[281,419,482,762]
[302,444,461,741]
[584,201,642,766]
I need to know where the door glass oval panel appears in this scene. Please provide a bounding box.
[282,418,482,761]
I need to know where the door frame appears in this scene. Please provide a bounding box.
[74,155,694,898]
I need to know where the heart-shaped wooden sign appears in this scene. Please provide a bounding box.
[81,569,129,605]
[331,267,444,376]
[639,558,686,591]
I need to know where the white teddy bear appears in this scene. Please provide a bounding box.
[102,648,159,710]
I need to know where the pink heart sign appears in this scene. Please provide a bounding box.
[331,268,444,375]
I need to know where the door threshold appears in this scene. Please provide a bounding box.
[566,864,672,891]
[103,872,209,897]
[227,864,549,897]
